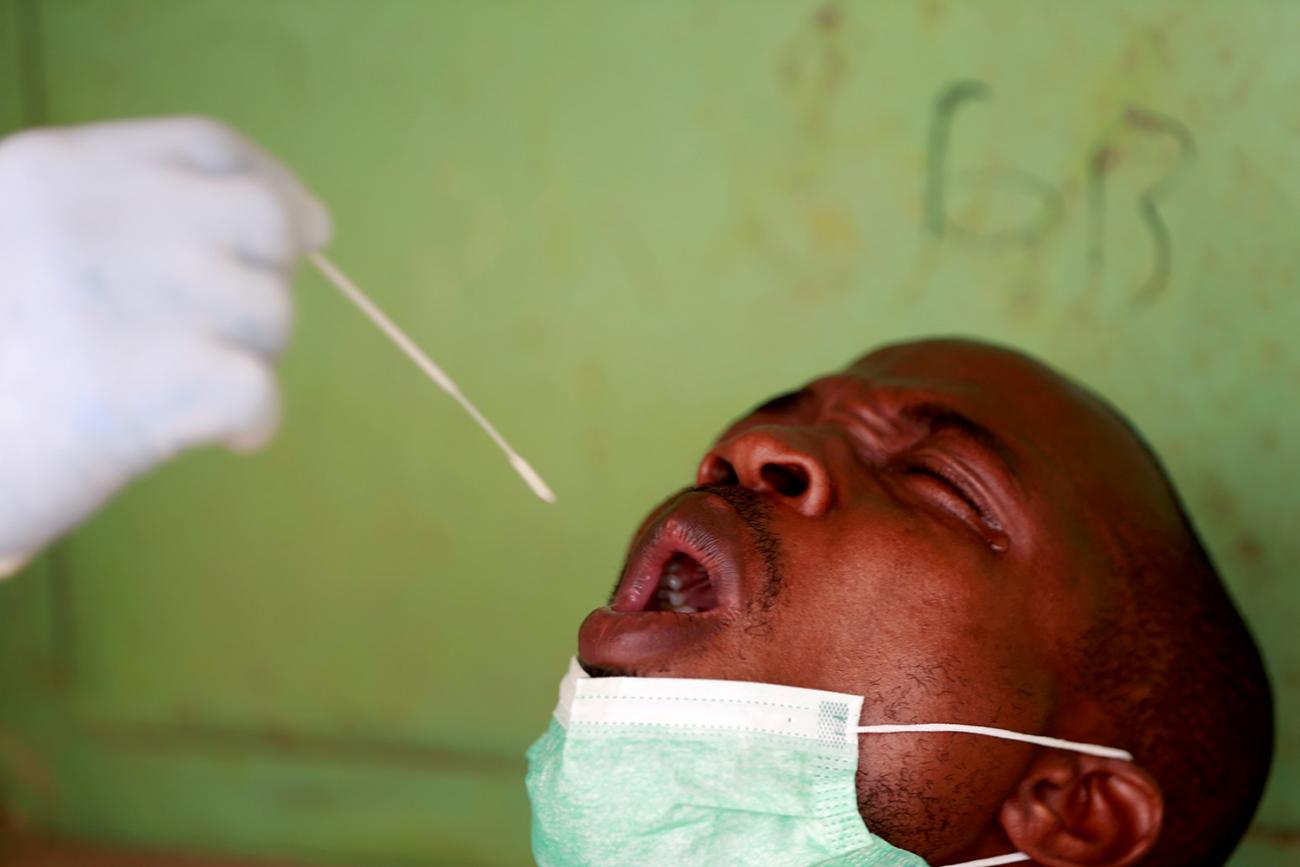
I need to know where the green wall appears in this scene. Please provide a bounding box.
[0,2,1296,864]
[0,2,21,136]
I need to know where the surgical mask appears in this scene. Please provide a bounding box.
[525,658,1131,867]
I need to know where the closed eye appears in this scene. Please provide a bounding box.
[901,461,1001,535]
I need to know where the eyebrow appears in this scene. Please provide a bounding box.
[747,390,1020,479]
[901,402,1019,475]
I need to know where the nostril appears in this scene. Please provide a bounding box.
[760,463,809,498]
[703,457,739,486]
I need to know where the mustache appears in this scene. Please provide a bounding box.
[700,485,784,615]
[693,483,774,552]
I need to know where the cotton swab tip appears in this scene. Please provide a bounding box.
[511,453,557,504]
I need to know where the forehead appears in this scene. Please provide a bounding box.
[856,336,1042,383]
[815,340,1096,438]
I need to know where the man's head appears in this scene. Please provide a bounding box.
[578,337,1272,866]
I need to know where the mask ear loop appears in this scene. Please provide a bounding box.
[854,723,1134,867]
[854,723,1133,761]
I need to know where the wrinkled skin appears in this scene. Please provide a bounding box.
[578,339,1174,864]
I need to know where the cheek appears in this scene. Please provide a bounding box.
[751,507,1053,716]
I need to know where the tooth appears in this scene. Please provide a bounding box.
[665,560,682,574]
[676,606,698,614]
[665,574,684,591]
[668,591,686,607]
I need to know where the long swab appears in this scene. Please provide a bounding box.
[307,251,555,504]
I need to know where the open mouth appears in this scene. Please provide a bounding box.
[580,492,749,672]
[644,552,720,614]
[609,506,738,617]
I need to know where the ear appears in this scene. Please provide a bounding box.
[999,752,1163,867]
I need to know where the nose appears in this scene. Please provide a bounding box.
[696,425,836,518]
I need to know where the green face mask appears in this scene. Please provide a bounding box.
[525,658,1131,867]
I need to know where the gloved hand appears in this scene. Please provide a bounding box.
[0,116,332,577]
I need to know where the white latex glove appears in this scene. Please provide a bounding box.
[0,116,331,577]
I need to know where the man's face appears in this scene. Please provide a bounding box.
[577,339,1173,860]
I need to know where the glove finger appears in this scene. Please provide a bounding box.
[72,115,253,171]
[146,251,294,359]
[133,339,283,457]
[173,173,302,271]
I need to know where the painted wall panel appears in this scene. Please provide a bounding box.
[0,2,1295,864]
